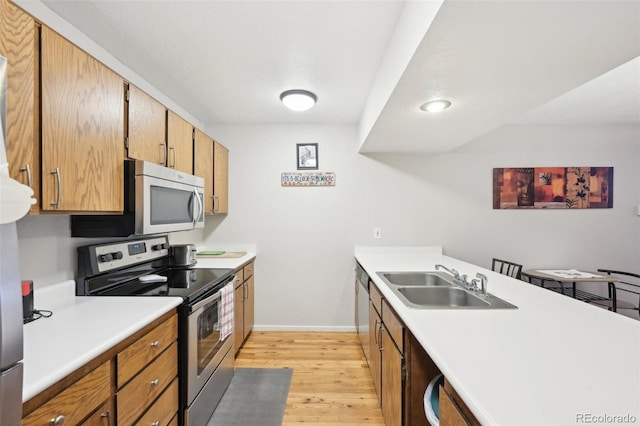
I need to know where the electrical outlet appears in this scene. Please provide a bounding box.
[373,227,382,239]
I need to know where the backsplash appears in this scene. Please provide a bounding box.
[16,215,204,289]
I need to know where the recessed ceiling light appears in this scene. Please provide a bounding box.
[280,89,317,111]
[420,99,452,113]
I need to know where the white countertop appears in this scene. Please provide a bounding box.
[22,281,182,402]
[355,246,640,426]
[193,246,256,271]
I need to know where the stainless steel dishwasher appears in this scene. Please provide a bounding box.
[355,262,370,366]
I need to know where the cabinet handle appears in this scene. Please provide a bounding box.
[150,379,160,386]
[169,146,176,168]
[213,195,218,212]
[49,415,65,425]
[100,411,110,423]
[150,340,160,348]
[378,323,384,351]
[19,163,32,188]
[151,422,160,426]
[50,168,61,208]
[160,143,167,165]
[373,319,380,344]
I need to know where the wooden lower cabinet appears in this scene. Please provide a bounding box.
[22,361,112,426]
[234,260,255,355]
[116,343,178,425]
[369,301,382,403]
[81,400,113,426]
[369,288,405,426]
[22,311,179,426]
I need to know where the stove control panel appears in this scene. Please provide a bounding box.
[79,236,170,274]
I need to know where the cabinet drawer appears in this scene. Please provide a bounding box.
[117,314,178,387]
[235,267,244,284]
[243,261,254,279]
[370,282,383,316]
[22,361,111,426]
[116,342,178,426]
[135,377,178,426]
[80,400,112,426]
[382,300,404,350]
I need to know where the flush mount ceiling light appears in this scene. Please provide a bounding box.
[280,89,317,111]
[420,99,452,113]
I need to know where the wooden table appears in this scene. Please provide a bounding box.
[522,269,618,306]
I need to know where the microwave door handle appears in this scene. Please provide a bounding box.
[192,188,203,226]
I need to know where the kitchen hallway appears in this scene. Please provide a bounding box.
[235,332,385,425]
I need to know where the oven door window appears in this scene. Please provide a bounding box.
[150,185,198,225]
[196,299,225,375]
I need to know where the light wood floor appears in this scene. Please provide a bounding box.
[235,331,385,425]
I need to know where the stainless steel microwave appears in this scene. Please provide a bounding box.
[71,160,204,237]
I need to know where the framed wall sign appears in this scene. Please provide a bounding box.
[296,143,318,170]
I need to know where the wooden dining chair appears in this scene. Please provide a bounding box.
[491,258,523,280]
[589,269,640,317]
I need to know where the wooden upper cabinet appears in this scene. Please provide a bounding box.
[0,1,39,214]
[40,26,124,212]
[193,128,214,213]
[166,110,193,174]
[213,141,228,214]
[127,84,166,165]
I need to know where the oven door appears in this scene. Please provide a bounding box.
[186,288,233,405]
[136,167,204,235]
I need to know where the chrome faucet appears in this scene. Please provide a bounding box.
[471,273,488,298]
[435,264,469,288]
[436,264,488,297]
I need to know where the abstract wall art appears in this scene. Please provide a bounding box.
[493,167,613,209]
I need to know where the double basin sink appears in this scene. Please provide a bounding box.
[376,271,517,310]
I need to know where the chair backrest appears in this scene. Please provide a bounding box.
[492,258,523,279]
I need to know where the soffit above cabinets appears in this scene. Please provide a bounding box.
[30,0,640,154]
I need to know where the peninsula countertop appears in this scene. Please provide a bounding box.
[355,246,640,425]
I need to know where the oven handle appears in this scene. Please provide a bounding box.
[188,276,236,313]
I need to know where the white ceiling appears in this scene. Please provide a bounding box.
[37,0,640,153]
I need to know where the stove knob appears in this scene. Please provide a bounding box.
[98,253,113,263]
[152,243,167,251]
[112,251,124,260]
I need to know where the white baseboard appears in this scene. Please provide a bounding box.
[252,325,357,332]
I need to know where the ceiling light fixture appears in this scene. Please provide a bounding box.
[280,89,317,111]
[420,99,452,113]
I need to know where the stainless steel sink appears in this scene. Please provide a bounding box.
[395,286,517,310]
[398,287,490,307]
[377,271,454,287]
[376,271,518,310]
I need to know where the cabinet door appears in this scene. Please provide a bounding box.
[167,110,193,174]
[127,84,166,165]
[382,327,403,426]
[234,280,244,354]
[369,302,382,404]
[40,27,124,212]
[439,385,470,426]
[243,275,255,340]
[0,1,39,213]
[213,141,228,213]
[194,128,214,213]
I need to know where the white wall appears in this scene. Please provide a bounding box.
[202,123,640,327]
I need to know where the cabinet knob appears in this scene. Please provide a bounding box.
[150,340,160,348]
[49,415,65,425]
[150,379,160,386]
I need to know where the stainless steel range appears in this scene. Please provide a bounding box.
[75,235,236,425]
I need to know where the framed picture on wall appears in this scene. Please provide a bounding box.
[296,143,319,170]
